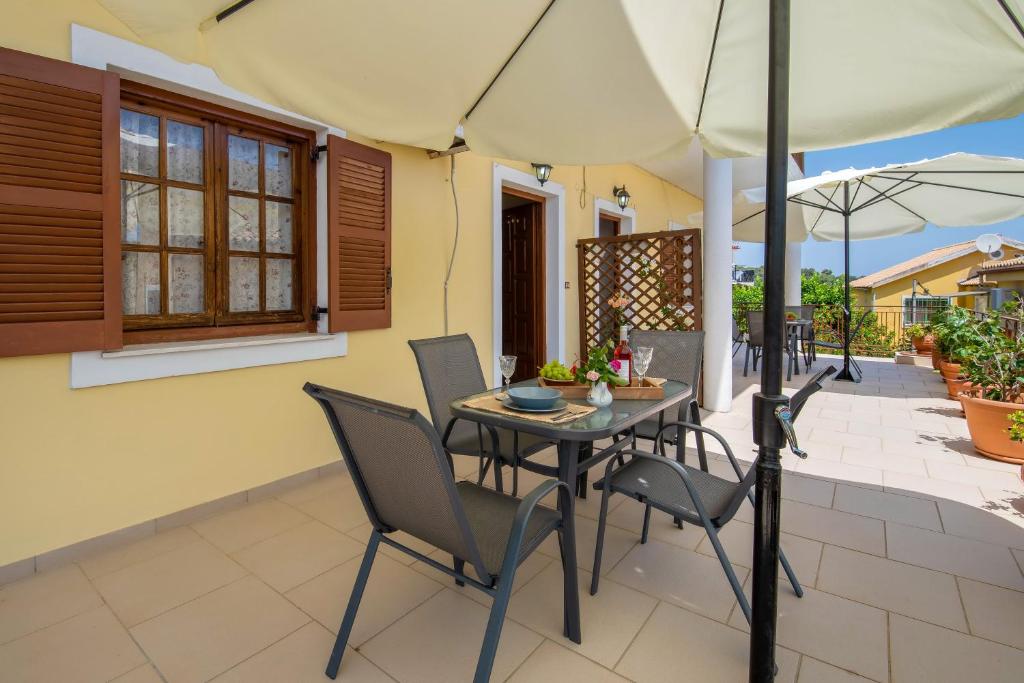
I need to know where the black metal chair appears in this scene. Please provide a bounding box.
[409,334,555,494]
[587,367,840,623]
[304,383,578,683]
[731,317,744,358]
[813,310,869,379]
[744,310,764,377]
[800,304,817,362]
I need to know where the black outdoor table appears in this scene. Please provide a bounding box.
[786,319,812,379]
[450,378,693,645]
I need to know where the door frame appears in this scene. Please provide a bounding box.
[491,163,565,387]
[593,197,636,237]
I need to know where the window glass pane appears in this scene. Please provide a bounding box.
[120,109,159,176]
[229,256,259,311]
[228,135,259,192]
[169,253,204,314]
[167,121,203,183]
[228,195,260,251]
[167,187,204,248]
[121,181,160,245]
[265,259,293,311]
[266,201,293,254]
[122,251,160,315]
[265,143,292,197]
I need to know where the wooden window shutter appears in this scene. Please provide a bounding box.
[0,47,121,357]
[326,135,392,332]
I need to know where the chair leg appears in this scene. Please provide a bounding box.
[492,455,504,493]
[560,527,582,642]
[454,557,466,587]
[473,564,518,683]
[779,548,804,598]
[326,530,380,679]
[590,479,614,595]
[640,503,652,544]
[689,401,708,472]
[704,523,752,625]
[511,460,519,497]
[744,345,750,377]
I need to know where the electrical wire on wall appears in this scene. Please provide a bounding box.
[579,165,587,209]
[443,154,460,334]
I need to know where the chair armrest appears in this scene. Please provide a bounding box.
[653,421,745,481]
[497,480,569,580]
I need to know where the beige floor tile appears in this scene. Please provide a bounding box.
[890,613,1024,683]
[286,551,443,646]
[0,606,145,683]
[78,526,200,579]
[508,562,657,669]
[111,663,164,683]
[603,496,707,550]
[345,523,441,566]
[607,539,747,621]
[832,485,942,531]
[781,500,886,556]
[275,472,353,506]
[231,520,364,592]
[1013,547,1024,573]
[925,461,1024,491]
[0,564,102,644]
[695,520,823,588]
[782,473,837,508]
[817,545,966,631]
[410,546,551,607]
[292,486,369,532]
[130,576,308,683]
[793,458,883,490]
[730,583,889,683]
[192,499,310,553]
[883,471,984,505]
[804,429,882,452]
[885,522,1024,591]
[616,601,799,683]
[94,539,247,627]
[507,639,628,682]
[841,449,929,476]
[797,658,874,682]
[936,498,1024,549]
[359,588,542,683]
[957,577,1024,650]
[212,621,392,683]
[537,513,639,575]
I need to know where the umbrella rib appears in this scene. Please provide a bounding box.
[732,207,766,227]
[996,0,1024,41]
[695,0,727,130]
[791,195,841,213]
[811,186,844,212]
[859,177,929,223]
[463,0,558,120]
[851,173,920,212]
[871,173,1024,199]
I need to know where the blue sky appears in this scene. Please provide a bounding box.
[734,115,1024,277]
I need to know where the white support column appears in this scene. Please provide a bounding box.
[785,241,802,306]
[702,152,732,412]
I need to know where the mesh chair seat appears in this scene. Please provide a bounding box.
[456,481,560,576]
[446,422,553,460]
[606,456,738,523]
[631,416,678,444]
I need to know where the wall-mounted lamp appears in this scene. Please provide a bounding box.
[613,185,631,210]
[532,163,553,186]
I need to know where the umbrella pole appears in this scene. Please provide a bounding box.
[835,181,857,381]
[750,0,790,680]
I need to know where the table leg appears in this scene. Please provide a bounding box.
[576,442,593,499]
[557,439,582,644]
[674,420,686,529]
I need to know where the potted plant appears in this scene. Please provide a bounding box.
[959,317,1024,464]
[905,322,935,354]
[572,341,628,407]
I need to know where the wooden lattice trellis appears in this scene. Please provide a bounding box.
[576,229,702,358]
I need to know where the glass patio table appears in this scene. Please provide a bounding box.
[450,378,693,645]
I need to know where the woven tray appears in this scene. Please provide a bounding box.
[536,376,666,400]
[461,395,597,424]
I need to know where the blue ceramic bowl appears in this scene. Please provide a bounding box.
[507,387,562,410]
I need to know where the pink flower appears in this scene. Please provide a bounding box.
[585,370,600,382]
[610,359,622,371]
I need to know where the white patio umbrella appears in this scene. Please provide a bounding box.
[92,1,1024,678]
[732,153,1024,379]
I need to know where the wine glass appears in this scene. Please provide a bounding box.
[634,346,654,385]
[499,355,517,396]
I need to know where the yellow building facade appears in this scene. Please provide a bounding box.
[0,3,704,568]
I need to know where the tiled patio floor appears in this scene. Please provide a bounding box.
[2,354,1023,682]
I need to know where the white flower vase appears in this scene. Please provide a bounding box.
[587,381,613,407]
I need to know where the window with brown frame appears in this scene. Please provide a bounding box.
[118,83,313,341]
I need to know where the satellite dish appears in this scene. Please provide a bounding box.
[975,233,1002,254]
[989,248,1005,261]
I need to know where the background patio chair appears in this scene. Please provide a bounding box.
[800,304,817,362]
[744,310,764,377]
[304,383,577,683]
[731,317,744,358]
[813,310,869,380]
[409,334,554,494]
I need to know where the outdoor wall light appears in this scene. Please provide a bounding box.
[614,185,631,210]
[532,163,553,185]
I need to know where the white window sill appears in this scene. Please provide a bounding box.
[71,332,347,388]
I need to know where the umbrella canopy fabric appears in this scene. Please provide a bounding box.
[735,153,1024,243]
[96,0,1024,162]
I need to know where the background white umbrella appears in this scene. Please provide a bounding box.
[732,153,1024,379]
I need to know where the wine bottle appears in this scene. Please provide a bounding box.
[613,325,633,385]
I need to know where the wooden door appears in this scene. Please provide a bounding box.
[501,198,545,382]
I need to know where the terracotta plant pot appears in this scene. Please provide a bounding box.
[939,360,962,380]
[961,395,1024,464]
[912,334,935,354]
[931,346,942,370]
[944,376,972,400]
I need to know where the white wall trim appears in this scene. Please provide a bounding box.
[593,197,636,236]
[491,164,566,386]
[69,25,348,386]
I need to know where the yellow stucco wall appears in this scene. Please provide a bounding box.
[0,9,702,566]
